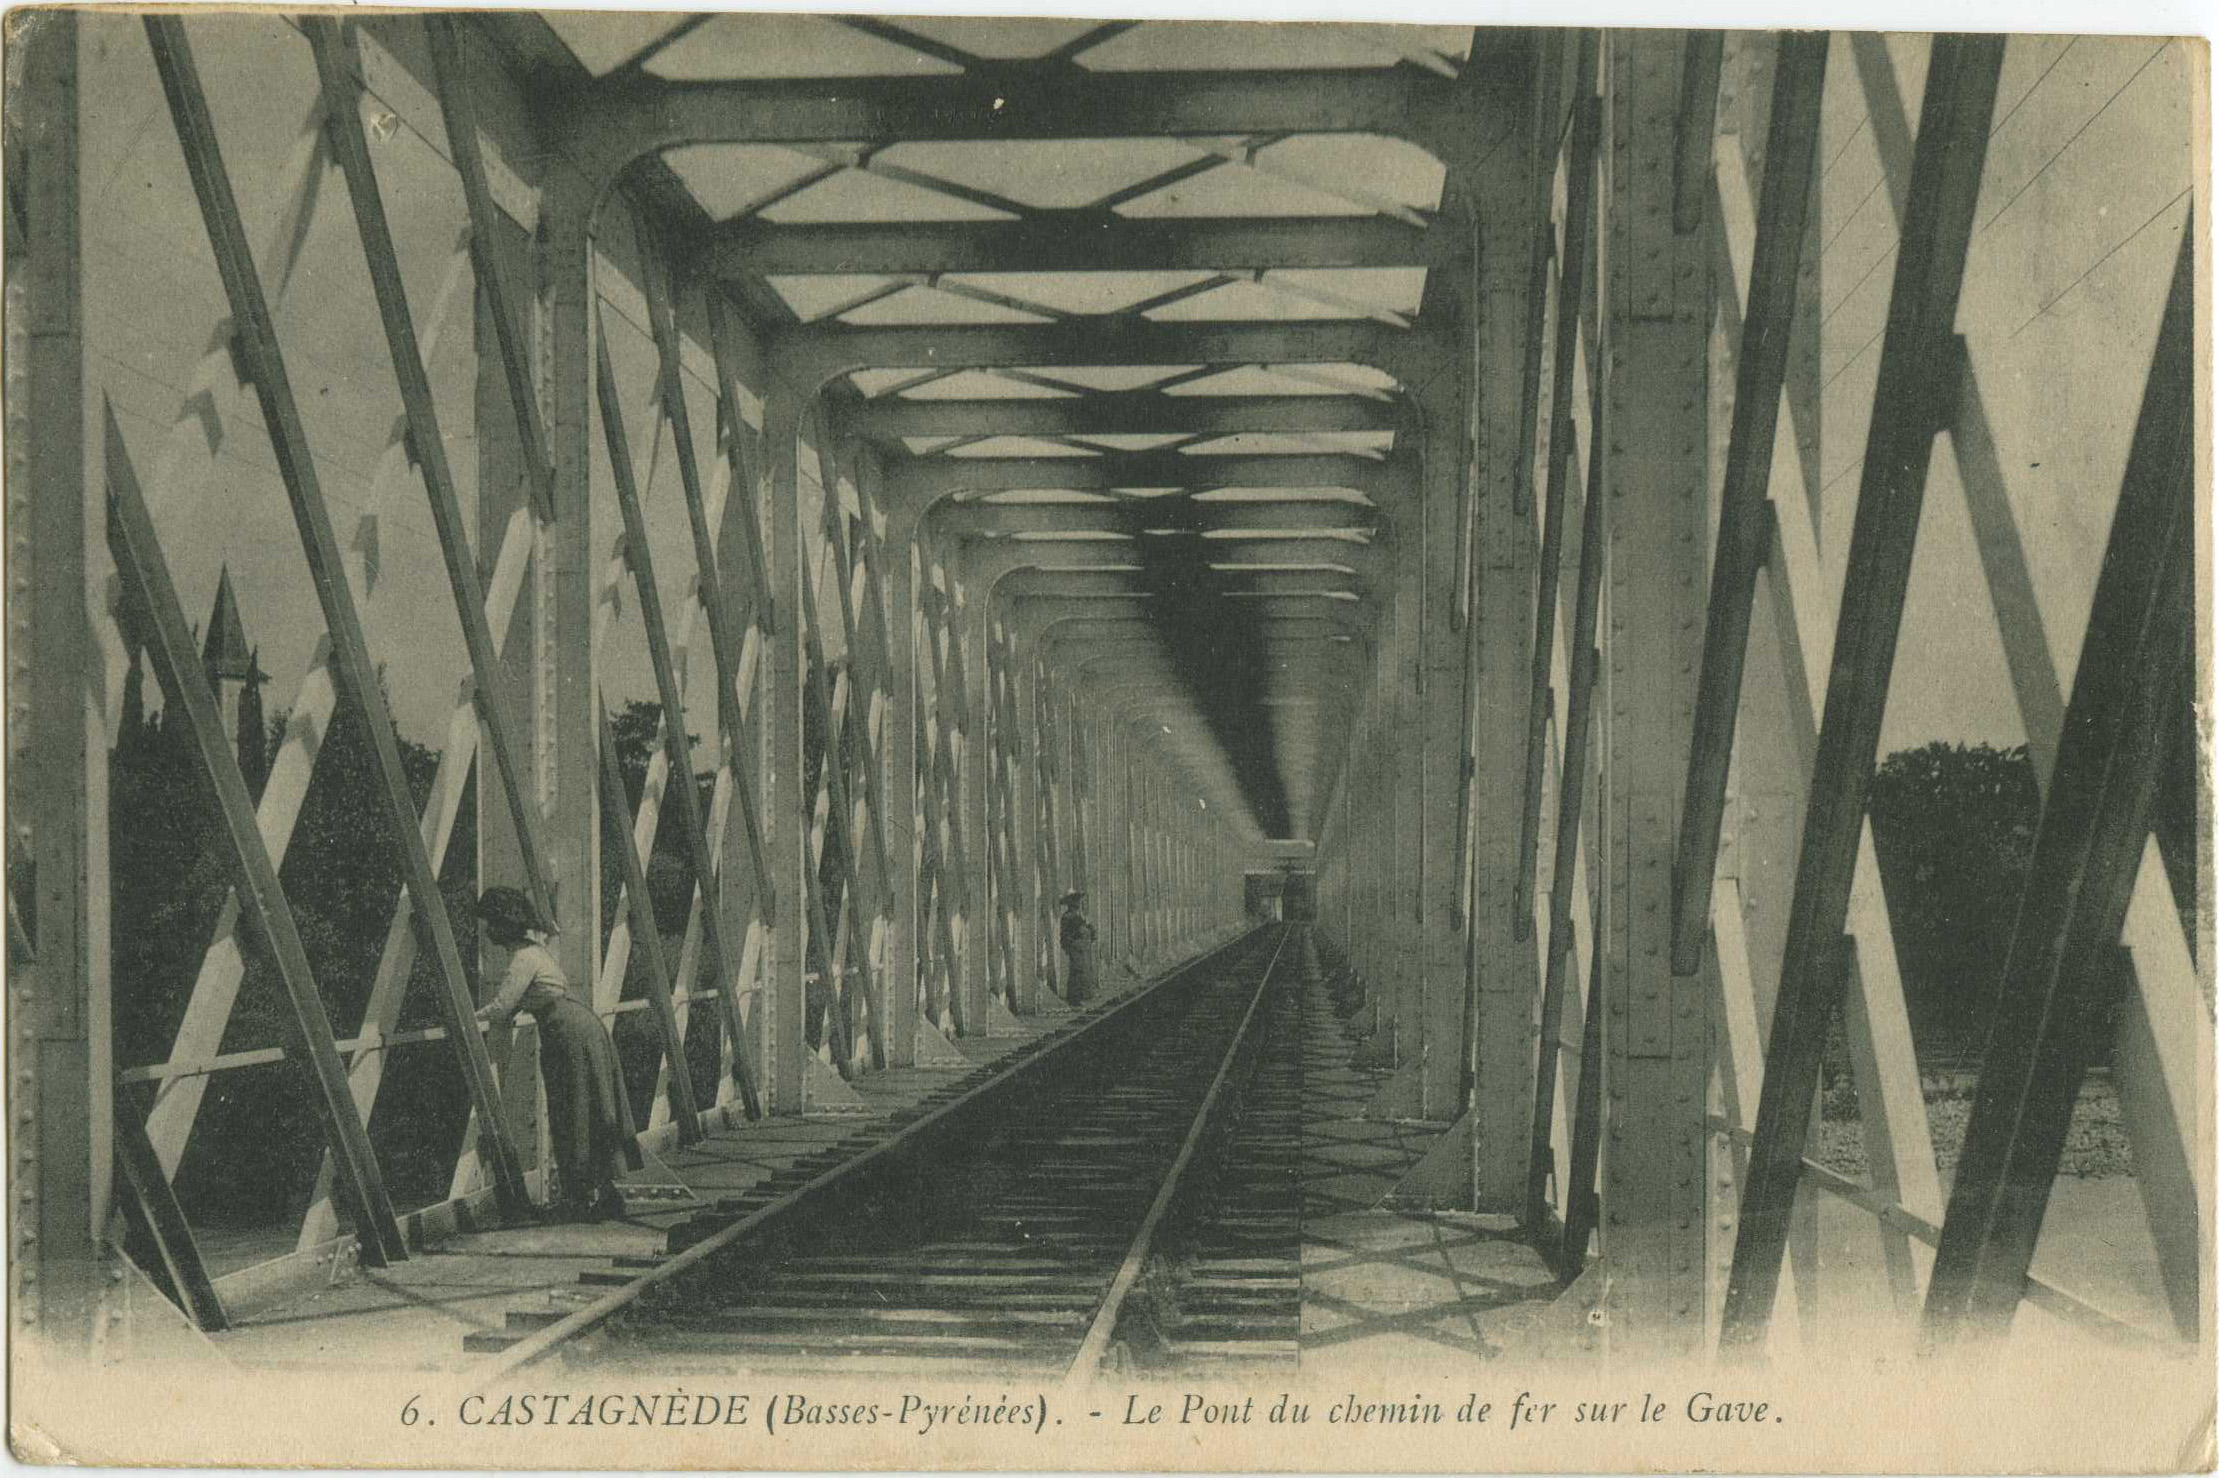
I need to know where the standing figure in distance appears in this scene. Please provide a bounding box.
[475,886,644,1222]
[1058,890,1099,1007]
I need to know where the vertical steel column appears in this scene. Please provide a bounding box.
[1598,29,1715,1350]
[1419,366,1473,1122]
[763,390,809,1110]
[1069,688,1092,936]
[1139,734,1154,961]
[1164,776,1178,950]
[1469,82,1546,1205]
[1106,711,1124,967]
[999,617,1039,1010]
[1350,642,1383,1012]
[977,618,1006,1009]
[954,563,992,1025]
[1139,747,1160,961]
[705,307,774,1114]
[915,540,974,1035]
[12,9,114,1343]
[1368,522,1422,1069]
[1515,57,1601,935]
[859,454,918,1066]
[1026,633,1062,1002]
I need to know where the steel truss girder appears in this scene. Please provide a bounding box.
[777,318,1448,388]
[1719,32,2006,1351]
[105,404,411,1269]
[1055,631,1361,663]
[959,537,1383,599]
[560,62,1514,193]
[594,298,767,1117]
[930,501,1379,539]
[888,451,1408,503]
[1023,600,1372,636]
[851,392,1401,440]
[143,14,526,1243]
[1922,223,2196,1343]
[994,568,1374,601]
[1075,659,1361,700]
[705,216,1452,280]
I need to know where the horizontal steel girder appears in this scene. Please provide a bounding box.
[1077,652,1358,677]
[929,501,1379,539]
[703,216,1452,280]
[961,536,1383,594]
[886,450,1410,501]
[991,569,1371,601]
[1019,597,1372,635]
[851,391,1403,440]
[777,317,1446,389]
[562,65,1495,189]
[1042,616,1358,648]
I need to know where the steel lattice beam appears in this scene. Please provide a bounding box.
[851,392,1401,440]
[777,318,1441,387]
[1022,596,1372,635]
[884,451,1408,501]
[931,502,1378,539]
[560,65,1493,189]
[995,568,1373,600]
[703,216,1452,279]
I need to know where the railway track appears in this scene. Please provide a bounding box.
[467,923,1309,1385]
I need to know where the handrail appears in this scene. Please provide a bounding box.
[117,990,764,1085]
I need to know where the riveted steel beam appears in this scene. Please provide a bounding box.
[1048,625,1364,658]
[705,216,1451,280]
[851,392,1401,440]
[959,536,1382,598]
[1070,660,1354,690]
[1023,598,1372,636]
[995,567,1377,601]
[931,501,1380,539]
[886,451,1407,505]
[561,65,1486,193]
[777,318,1444,390]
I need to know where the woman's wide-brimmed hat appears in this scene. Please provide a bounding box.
[477,885,554,938]
[1058,890,1086,906]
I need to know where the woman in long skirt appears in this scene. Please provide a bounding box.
[475,886,644,1222]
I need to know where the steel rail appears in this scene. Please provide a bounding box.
[464,925,1265,1392]
[1065,928,1294,1380]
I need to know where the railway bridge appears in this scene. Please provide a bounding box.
[4,9,2209,1427]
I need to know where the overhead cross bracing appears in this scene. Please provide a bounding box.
[530,12,1487,847]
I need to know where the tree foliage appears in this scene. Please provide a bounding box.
[113,683,480,1221]
[1867,741,2043,1053]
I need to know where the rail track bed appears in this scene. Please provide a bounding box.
[500,925,1309,1380]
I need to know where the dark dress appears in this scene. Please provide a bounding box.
[1060,911,1099,1005]
[487,944,644,1203]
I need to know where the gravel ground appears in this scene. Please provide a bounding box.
[1809,1074,2134,1181]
